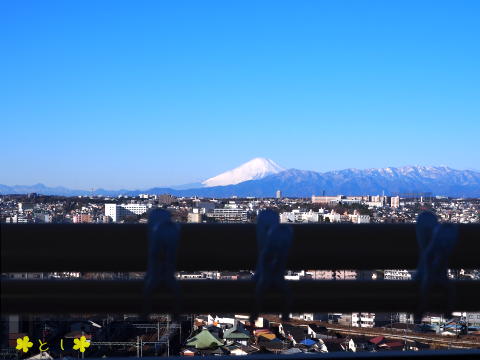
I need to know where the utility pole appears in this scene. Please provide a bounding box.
[136,336,140,358]
[391,313,393,334]
[167,320,170,357]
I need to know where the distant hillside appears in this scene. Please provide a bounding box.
[2,165,479,197]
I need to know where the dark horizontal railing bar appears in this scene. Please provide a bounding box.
[2,280,479,314]
[2,223,480,272]
[84,350,480,360]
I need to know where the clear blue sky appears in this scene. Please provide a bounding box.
[1,1,479,189]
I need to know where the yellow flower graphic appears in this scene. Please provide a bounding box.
[73,336,91,353]
[16,336,33,353]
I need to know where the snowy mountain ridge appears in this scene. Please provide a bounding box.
[1,162,479,197]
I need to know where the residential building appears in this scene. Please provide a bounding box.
[188,209,202,223]
[18,202,34,212]
[338,313,375,328]
[467,312,480,327]
[72,214,93,223]
[384,269,412,280]
[105,203,148,222]
[280,209,321,223]
[309,270,357,280]
[35,213,52,223]
[157,194,176,205]
[391,196,400,208]
[6,214,28,223]
[312,195,343,204]
[348,211,371,223]
[206,207,248,223]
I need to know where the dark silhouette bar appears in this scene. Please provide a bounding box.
[2,223,480,272]
[2,280,480,314]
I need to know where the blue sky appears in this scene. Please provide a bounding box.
[1,1,479,189]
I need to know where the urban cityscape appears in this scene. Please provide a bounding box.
[2,0,480,358]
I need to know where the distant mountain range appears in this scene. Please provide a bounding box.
[1,159,480,197]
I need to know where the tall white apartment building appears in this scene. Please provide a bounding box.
[371,195,381,203]
[105,204,118,221]
[391,196,400,208]
[105,203,148,222]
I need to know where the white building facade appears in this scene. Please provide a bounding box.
[207,207,248,222]
[280,209,321,223]
[105,203,148,222]
[391,196,400,208]
[384,269,412,280]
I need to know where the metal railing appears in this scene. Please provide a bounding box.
[1,221,480,358]
[2,223,479,272]
[1,223,480,313]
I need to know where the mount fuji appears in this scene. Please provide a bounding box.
[202,157,284,187]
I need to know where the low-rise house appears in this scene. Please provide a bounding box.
[211,314,236,327]
[281,347,303,355]
[26,352,53,360]
[281,324,309,345]
[256,338,286,354]
[223,321,251,345]
[234,314,266,328]
[180,348,196,356]
[290,313,314,321]
[311,339,329,353]
[225,343,259,355]
[185,329,224,351]
[254,328,276,341]
[219,272,238,280]
[378,341,405,351]
[337,312,375,327]
[324,338,356,352]
[206,325,223,339]
[467,312,480,327]
[369,336,385,347]
[307,324,329,339]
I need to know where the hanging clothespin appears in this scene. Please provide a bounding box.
[252,210,293,322]
[144,209,180,317]
[415,211,458,321]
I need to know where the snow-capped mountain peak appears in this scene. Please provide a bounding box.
[202,158,284,187]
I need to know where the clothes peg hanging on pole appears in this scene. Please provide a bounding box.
[415,211,458,321]
[144,209,180,318]
[252,209,293,322]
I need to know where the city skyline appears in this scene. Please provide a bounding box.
[1,1,479,189]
